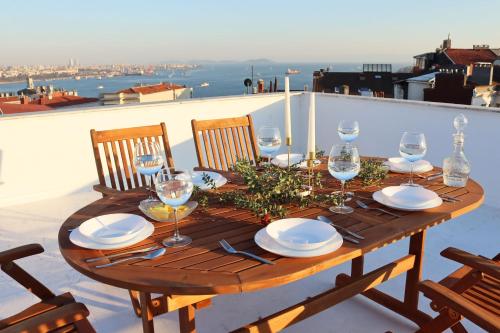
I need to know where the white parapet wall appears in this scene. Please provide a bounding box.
[0,92,498,207]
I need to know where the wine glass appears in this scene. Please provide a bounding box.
[155,169,194,247]
[134,142,164,205]
[328,144,360,214]
[257,127,282,163]
[337,120,359,144]
[399,132,427,186]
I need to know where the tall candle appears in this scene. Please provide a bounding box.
[307,92,316,158]
[284,76,292,145]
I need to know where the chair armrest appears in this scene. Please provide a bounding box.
[92,184,121,196]
[419,280,500,332]
[0,244,43,265]
[441,247,500,279]
[1,302,91,333]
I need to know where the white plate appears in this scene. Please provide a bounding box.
[254,227,343,258]
[385,157,433,174]
[78,214,147,244]
[192,171,227,190]
[265,218,337,251]
[381,186,440,209]
[271,154,321,169]
[373,188,442,211]
[70,221,154,250]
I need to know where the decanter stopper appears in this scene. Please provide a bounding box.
[453,113,468,134]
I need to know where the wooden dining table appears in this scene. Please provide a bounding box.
[58,159,484,333]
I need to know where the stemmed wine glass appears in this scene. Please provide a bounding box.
[134,142,164,205]
[328,144,361,214]
[155,169,194,247]
[337,120,360,144]
[399,132,427,186]
[257,127,282,163]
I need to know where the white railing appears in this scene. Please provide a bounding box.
[0,93,498,207]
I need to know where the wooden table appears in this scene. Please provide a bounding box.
[59,163,484,333]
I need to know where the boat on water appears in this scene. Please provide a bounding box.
[286,68,301,75]
[200,82,209,87]
[97,85,104,89]
[74,76,81,80]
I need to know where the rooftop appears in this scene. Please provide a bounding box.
[117,82,186,95]
[444,48,497,65]
[0,93,499,332]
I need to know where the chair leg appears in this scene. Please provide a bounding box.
[74,318,97,333]
[416,310,462,333]
[179,304,196,333]
[450,322,467,333]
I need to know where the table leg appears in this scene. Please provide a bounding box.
[404,230,426,311]
[179,304,196,333]
[139,292,155,333]
[351,255,364,278]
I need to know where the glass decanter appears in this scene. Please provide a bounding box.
[443,114,471,187]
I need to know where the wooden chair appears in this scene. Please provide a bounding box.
[90,123,174,195]
[0,244,95,333]
[191,115,259,170]
[417,247,499,333]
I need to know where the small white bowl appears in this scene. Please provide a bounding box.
[265,218,337,251]
[78,214,147,244]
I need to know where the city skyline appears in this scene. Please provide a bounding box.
[2,0,499,65]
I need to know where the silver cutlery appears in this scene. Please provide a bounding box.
[355,200,402,218]
[426,173,443,181]
[85,245,161,263]
[219,239,275,265]
[95,248,166,269]
[317,215,364,240]
[440,195,460,202]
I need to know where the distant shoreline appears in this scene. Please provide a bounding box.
[0,80,23,85]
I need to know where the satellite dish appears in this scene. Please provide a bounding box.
[244,78,252,87]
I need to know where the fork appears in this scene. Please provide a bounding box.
[219,239,275,265]
[355,200,402,218]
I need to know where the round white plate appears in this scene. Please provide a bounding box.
[70,221,154,250]
[385,157,433,174]
[373,189,442,211]
[271,153,304,167]
[265,218,337,251]
[254,227,343,258]
[78,213,147,244]
[192,171,227,190]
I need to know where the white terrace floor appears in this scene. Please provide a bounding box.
[1,191,497,333]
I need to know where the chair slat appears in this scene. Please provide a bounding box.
[242,127,254,163]
[126,138,141,187]
[220,128,235,167]
[231,127,243,159]
[110,141,125,190]
[214,129,227,171]
[202,130,214,169]
[208,130,221,170]
[102,142,117,189]
[118,140,132,189]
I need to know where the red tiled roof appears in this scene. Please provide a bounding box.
[33,95,98,108]
[0,96,18,103]
[117,83,185,95]
[444,48,497,65]
[0,103,52,114]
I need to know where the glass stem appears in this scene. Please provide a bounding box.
[409,162,414,185]
[149,175,154,200]
[173,208,180,241]
[340,180,346,208]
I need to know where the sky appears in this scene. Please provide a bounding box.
[2,0,499,65]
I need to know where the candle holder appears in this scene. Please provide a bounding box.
[286,137,292,169]
[307,151,315,191]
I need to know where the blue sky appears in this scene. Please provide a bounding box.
[2,0,499,65]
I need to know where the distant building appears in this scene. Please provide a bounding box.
[313,64,415,98]
[101,82,192,105]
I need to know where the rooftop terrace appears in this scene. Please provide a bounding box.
[0,93,498,332]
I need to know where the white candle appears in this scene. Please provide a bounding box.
[307,92,316,158]
[284,76,292,144]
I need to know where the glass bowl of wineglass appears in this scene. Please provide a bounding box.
[155,169,194,247]
[399,132,427,186]
[257,127,282,164]
[328,144,361,214]
[337,120,360,144]
[134,142,164,207]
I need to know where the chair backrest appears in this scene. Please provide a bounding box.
[191,115,259,170]
[90,123,174,191]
